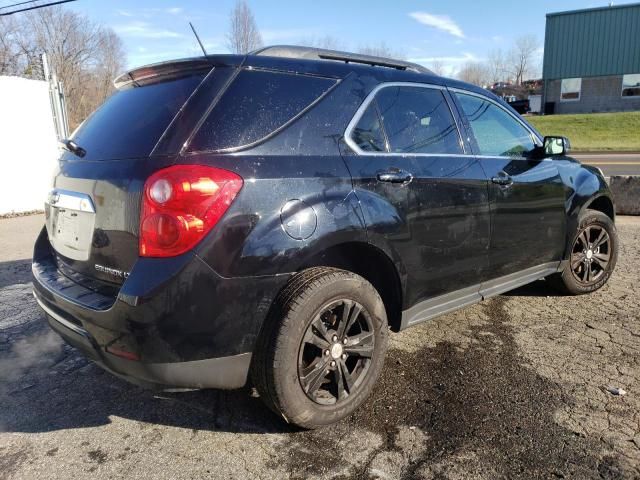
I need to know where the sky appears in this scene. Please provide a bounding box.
[40,0,640,75]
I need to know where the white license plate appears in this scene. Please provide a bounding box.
[46,191,96,261]
[52,209,83,249]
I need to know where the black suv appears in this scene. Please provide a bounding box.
[33,46,618,428]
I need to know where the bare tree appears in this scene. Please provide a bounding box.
[6,6,127,129]
[305,35,344,51]
[93,30,126,103]
[429,59,446,76]
[0,16,23,75]
[486,48,507,84]
[357,42,404,59]
[457,62,489,87]
[508,35,539,85]
[79,29,127,124]
[226,0,263,54]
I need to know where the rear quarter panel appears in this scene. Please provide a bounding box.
[189,73,375,277]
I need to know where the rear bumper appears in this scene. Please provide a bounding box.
[34,289,252,390]
[31,228,288,390]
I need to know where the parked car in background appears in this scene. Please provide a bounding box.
[33,46,618,428]
[507,97,531,114]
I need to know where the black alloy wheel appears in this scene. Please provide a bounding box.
[251,267,388,429]
[570,224,611,284]
[298,299,374,405]
[547,209,618,295]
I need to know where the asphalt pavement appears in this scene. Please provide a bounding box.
[573,153,640,176]
[1,215,639,479]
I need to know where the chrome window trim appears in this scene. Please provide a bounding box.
[343,82,467,158]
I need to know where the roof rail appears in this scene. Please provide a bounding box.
[251,45,433,75]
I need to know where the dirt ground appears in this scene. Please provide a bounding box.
[0,215,638,479]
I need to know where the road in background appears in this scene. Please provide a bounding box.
[573,153,640,176]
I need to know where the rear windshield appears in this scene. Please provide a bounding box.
[188,69,336,152]
[70,71,208,161]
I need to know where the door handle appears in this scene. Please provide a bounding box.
[376,169,413,184]
[491,172,513,187]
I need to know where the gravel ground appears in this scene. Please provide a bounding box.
[0,215,638,480]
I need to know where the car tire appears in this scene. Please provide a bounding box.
[252,267,389,429]
[547,209,618,295]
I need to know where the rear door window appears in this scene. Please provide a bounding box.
[188,69,337,152]
[350,101,387,152]
[376,86,462,155]
[71,72,208,161]
[350,86,463,155]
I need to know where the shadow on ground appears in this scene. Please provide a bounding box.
[0,317,288,435]
[0,259,31,288]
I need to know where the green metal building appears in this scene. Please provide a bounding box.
[542,2,640,114]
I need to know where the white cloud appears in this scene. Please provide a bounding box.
[114,21,183,39]
[409,12,465,39]
[116,7,185,19]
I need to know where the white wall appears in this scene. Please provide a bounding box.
[0,76,59,215]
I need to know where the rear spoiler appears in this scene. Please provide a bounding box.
[113,56,244,90]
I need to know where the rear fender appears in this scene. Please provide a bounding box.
[195,176,369,277]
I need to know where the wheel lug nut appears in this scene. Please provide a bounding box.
[324,350,330,356]
[341,354,347,360]
[330,361,336,367]
[343,338,348,345]
[332,335,338,342]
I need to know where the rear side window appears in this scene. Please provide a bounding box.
[71,72,207,161]
[189,70,336,152]
[455,93,536,157]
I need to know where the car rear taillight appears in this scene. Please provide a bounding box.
[140,165,243,257]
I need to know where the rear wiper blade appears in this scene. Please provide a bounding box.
[59,139,86,158]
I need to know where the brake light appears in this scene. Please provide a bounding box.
[140,165,243,257]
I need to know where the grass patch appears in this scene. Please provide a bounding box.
[527,111,640,152]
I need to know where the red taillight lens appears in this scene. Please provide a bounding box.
[140,165,243,257]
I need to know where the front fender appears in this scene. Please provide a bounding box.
[562,162,614,257]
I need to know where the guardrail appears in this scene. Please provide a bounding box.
[607,176,640,216]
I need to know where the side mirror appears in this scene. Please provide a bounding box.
[543,136,571,156]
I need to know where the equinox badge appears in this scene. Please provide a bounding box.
[95,264,129,279]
